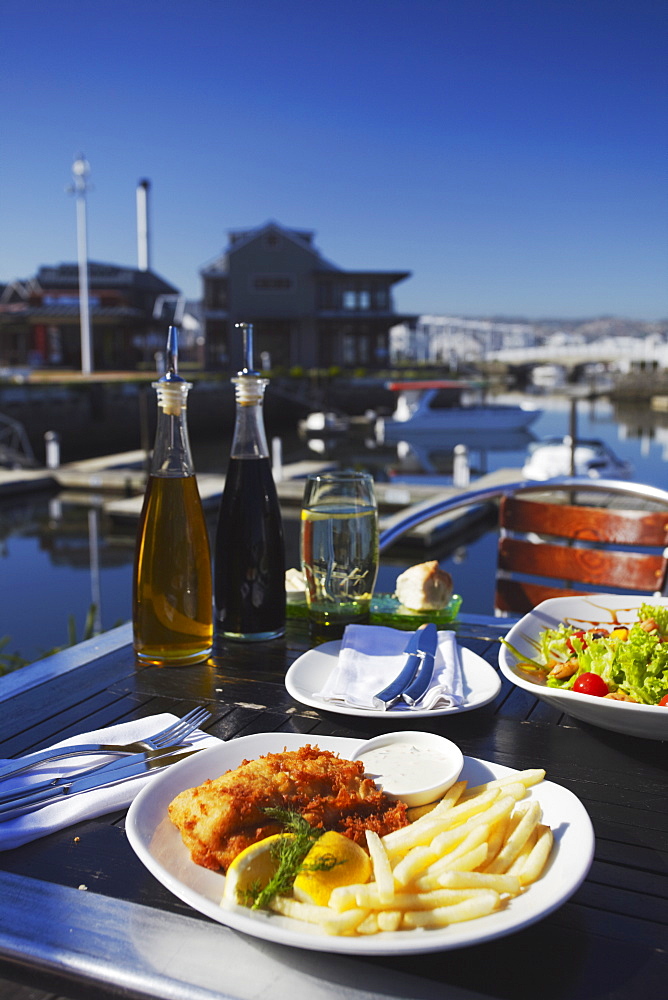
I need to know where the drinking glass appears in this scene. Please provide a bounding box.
[300,471,379,637]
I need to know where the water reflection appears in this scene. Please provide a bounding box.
[2,394,668,664]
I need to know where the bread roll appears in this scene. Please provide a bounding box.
[394,561,453,611]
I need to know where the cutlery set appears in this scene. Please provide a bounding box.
[373,624,438,709]
[0,707,211,819]
[0,624,442,818]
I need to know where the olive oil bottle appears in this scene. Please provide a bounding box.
[214,323,285,643]
[133,326,213,665]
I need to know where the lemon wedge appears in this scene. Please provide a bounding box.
[222,834,293,908]
[293,831,372,906]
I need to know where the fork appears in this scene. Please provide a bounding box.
[0,706,211,781]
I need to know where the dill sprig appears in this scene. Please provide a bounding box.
[243,807,341,910]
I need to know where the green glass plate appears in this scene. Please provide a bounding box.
[286,593,462,629]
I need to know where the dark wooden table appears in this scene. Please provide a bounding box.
[0,612,665,1000]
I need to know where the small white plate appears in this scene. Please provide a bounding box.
[285,640,501,718]
[126,733,594,956]
[498,594,668,741]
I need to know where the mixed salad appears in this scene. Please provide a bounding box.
[506,603,668,706]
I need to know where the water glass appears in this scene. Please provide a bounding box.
[300,471,379,637]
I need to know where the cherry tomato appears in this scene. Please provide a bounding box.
[658,694,668,707]
[566,630,588,654]
[572,672,609,697]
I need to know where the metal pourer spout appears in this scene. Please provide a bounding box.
[233,322,267,405]
[154,325,191,414]
[236,322,260,376]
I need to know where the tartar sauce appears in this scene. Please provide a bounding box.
[360,742,448,796]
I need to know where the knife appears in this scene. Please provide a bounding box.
[0,739,194,783]
[401,623,439,705]
[373,624,436,710]
[0,746,199,817]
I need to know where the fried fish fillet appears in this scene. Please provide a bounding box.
[168,744,408,872]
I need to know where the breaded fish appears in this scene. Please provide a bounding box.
[168,744,408,872]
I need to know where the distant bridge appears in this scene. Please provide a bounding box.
[486,338,668,370]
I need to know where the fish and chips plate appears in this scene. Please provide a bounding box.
[127,732,594,955]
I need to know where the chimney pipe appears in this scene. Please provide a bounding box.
[136,179,151,271]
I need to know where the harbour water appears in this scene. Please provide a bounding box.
[2,392,667,667]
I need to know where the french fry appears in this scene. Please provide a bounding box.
[328,883,370,912]
[415,826,489,883]
[356,912,380,935]
[484,813,510,865]
[392,844,438,886]
[516,824,554,886]
[382,787,501,854]
[505,827,539,876]
[406,779,467,822]
[377,909,403,932]
[485,801,542,874]
[433,842,488,875]
[353,885,492,911]
[461,769,545,799]
[270,896,370,935]
[264,766,554,938]
[365,829,395,903]
[415,834,489,890]
[437,870,521,895]
[401,890,500,928]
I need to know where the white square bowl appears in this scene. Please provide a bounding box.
[498,594,668,740]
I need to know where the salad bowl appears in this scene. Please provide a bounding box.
[498,594,668,741]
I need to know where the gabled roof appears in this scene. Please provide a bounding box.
[36,262,179,294]
[200,220,341,275]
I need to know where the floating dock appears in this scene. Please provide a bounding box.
[0,450,522,550]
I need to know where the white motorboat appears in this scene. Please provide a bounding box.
[378,380,541,441]
[522,436,633,481]
[299,411,349,434]
[530,364,568,390]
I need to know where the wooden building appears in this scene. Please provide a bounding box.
[0,263,180,370]
[201,221,414,370]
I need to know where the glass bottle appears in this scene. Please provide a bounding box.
[133,326,213,666]
[214,323,285,642]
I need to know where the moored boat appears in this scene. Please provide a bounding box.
[377,380,541,441]
[522,436,633,481]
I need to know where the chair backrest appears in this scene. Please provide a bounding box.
[378,476,668,617]
[495,492,668,614]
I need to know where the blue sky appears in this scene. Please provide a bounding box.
[1,0,666,320]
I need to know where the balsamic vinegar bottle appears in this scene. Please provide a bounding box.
[214,323,285,642]
[133,326,213,666]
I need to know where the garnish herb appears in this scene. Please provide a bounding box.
[243,808,344,910]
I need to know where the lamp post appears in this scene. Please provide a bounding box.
[69,154,93,374]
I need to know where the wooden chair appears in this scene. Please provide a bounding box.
[495,491,668,614]
[378,477,668,616]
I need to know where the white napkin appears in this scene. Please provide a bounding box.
[318,625,465,711]
[0,714,221,851]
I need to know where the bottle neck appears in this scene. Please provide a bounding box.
[230,375,270,459]
[150,382,195,476]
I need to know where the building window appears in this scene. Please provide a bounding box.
[342,288,372,310]
[252,275,293,291]
[343,333,356,364]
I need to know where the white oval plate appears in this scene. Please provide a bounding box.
[126,732,594,956]
[284,640,501,718]
[498,594,668,740]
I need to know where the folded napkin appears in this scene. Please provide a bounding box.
[318,625,466,711]
[0,714,220,851]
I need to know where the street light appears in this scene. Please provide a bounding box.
[69,154,93,374]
